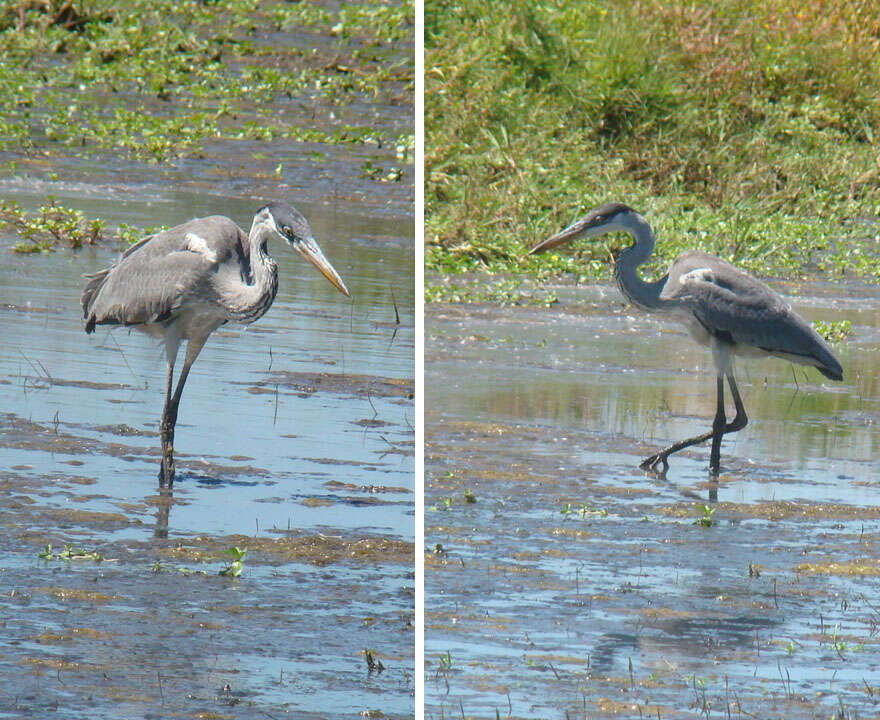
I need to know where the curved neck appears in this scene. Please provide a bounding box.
[612,212,668,311]
[225,218,279,323]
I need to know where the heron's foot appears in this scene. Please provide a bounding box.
[639,452,670,478]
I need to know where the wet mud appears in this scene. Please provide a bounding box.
[425,282,879,719]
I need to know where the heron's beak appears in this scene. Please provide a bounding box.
[295,237,351,298]
[528,217,593,255]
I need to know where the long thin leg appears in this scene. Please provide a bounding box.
[159,359,176,487]
[157,334,211,487]
[640,373,748,475]
[725,372,748,432]
[709,376,726,473]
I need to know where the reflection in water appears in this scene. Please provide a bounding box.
[154,487,172,539]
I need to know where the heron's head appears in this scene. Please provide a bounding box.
[259,201,351,298]
[528,202,637,255]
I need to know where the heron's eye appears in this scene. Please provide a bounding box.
[282,225,292,236]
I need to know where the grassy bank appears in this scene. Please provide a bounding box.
[425,0,880,302]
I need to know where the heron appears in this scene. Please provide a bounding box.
[82,201,350,487]
[528,202,842,475]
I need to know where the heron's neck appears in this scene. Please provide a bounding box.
[226,218,279,323]
[612,212,668,311]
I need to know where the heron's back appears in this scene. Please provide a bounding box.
[663,251,842,381]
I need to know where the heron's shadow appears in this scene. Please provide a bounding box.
[182,472,262,488]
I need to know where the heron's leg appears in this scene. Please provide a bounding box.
[169,334,210,410]
[640,376,748,475]
[159,358,176,487]
[159,334,211,485]
[708,376,727,474]
[725,372,748,432]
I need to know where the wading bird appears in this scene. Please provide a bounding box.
[82,201,350,487]
[529,202,842,475]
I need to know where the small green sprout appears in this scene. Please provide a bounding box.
[561,502,607,519]
[698,505,716,527]
[438,650,452,670]
[430,497,453,512]
[219,546,247,577]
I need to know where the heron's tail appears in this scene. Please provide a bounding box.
[815,354,843,382]
[803,324,843,381]
[81,269,111,334]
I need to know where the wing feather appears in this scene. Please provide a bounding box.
[661,252,842,379]
[82,216,246,333]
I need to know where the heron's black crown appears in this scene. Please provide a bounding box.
[588,202,635,225]
[261,201,312,244]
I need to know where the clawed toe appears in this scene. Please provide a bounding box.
[640,453,669,477]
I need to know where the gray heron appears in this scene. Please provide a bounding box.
[529,202,842,475]
[82,201,350,487]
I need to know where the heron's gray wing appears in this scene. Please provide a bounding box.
[82,216,246,332]
[663,252,842,378]
[84,252,216,330]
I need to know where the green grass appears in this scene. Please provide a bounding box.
[426,0,880,301]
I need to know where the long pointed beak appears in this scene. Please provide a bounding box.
[528,218,591,256]
[295,237,351,298]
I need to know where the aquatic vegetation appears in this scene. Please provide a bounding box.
[0,200,176,251]
[1,199,104,252]
[219,545,248,577]
[425,278,558,306]
[363,649,385,672]
[38,543,104,562]
[430,496,453,511]
[698,504,715,528]
[813,319,853,343]
[437,650,453,671]
[0,0,413,163]
[560,502,607,520]
[116,222,169,245]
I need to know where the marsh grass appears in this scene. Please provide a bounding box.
[426,0,880,300]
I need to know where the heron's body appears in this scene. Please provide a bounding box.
[82,202,350,486]
[530,202,842,474]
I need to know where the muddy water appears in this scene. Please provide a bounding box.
[0,189,413,714]
[425,281,879,719]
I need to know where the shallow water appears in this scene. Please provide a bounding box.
[425,281,879,719]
